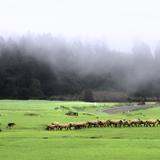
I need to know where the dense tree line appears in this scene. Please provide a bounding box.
[0,35,160,101]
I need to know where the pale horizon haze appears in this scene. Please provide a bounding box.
[0,0,160,52]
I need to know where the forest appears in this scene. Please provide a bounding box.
[0,35,160,101]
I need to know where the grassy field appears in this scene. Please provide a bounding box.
[0,100,160,160]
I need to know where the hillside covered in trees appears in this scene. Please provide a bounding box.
[0,35,160,101]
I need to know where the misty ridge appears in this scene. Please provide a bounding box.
[0,34,160,101]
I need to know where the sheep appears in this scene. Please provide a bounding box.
[86,121,98,128]
[140,120,147,127]
[109,120,123,127]
[104,120,112,127]
[122,120,131,127]
[130,119,142,127]
[46,118,160,131]
[73,122,87,130]
[46,124,60,130]
[146,119,158,127]
[156,119,160,126]
[96,120,106,127]
[7,122,16,128]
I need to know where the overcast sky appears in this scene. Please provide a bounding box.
[0,0,160,52]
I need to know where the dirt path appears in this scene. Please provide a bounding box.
[103,103,160,114]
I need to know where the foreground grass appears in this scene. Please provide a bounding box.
[1,128,160,160]
[0,100,160,160]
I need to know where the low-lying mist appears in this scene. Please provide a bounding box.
[0,34,160,101]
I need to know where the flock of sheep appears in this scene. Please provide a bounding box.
[46,119,160,131]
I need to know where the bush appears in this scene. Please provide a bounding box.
[24,112,39,116]
[65,111,78,116]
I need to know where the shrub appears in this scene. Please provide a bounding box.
[65,111,78,116]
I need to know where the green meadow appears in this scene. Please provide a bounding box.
[0,100,160,160]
